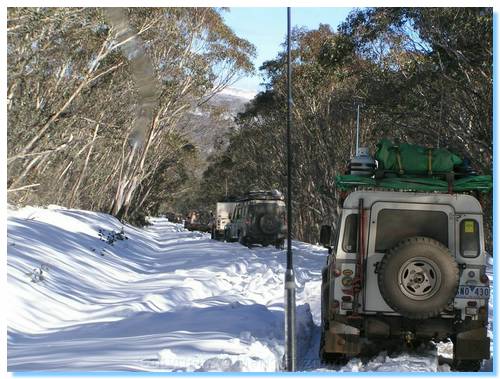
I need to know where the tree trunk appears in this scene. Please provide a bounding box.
[68,122,100,207]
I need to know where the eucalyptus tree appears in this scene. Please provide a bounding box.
[8,7,255,219]
[196,8,492,244]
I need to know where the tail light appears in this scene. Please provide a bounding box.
[480,274,490,284]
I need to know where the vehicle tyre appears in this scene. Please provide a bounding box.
[377,237,459,320]
[452,359,482,372]
[319,326,327,362]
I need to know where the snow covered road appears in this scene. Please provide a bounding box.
[7,207,324,371]
[7,206,493,372]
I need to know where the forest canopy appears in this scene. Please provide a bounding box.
[7,7,492,248]
[192,7,492,246]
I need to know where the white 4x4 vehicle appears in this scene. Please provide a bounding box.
[319,190,490,371]
[212,201,238,240]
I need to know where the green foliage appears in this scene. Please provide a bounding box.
[318,33,355,69]
[8,8,492,249]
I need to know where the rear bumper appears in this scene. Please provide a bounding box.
[324,321,361,356]
[213,230,225,240]
[247,231,285,242]
[324,317,490,360]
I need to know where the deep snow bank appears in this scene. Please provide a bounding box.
[7,206,325,371]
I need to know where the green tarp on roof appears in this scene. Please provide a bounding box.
[376,139,463,174]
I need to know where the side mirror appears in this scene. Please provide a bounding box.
[319,225,332,247]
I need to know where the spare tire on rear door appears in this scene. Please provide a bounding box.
[258,214,280,235]
[377,237,459,319]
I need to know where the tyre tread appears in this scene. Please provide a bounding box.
[377,237,459,319]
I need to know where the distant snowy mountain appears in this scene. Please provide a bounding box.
[220,87,257,101]
[209,86,256,117]
[177,86,258,172]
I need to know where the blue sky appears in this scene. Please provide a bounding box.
[222,7,353,93]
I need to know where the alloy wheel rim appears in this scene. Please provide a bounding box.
[398,257,442,300]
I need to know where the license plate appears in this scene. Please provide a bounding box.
[456,285,490,299]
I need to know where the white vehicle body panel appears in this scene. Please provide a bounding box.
[216,202,237,232]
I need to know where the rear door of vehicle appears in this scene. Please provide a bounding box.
[229,205,241,239]
[363,201,455,313]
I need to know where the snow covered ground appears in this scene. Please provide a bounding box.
[7,206,494,372]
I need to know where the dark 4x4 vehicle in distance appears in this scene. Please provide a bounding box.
[225,190,286,248]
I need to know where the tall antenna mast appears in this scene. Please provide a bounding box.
[355,103,360,155]
[284,6,297,372]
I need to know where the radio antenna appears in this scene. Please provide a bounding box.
[355,103,361,155]
[284,6,296,372]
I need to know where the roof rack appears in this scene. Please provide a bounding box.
[242,190,284,201]
[335,174,492,194]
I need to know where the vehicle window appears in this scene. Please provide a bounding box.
[460,219,480,258]
[342,214,358,253]
[375,209,448,252]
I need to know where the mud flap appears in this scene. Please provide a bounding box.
[454,328,490,360]
[324,321,361,356]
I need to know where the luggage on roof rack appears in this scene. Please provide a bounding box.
[375,139,462,175]
[243,190,284,201]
